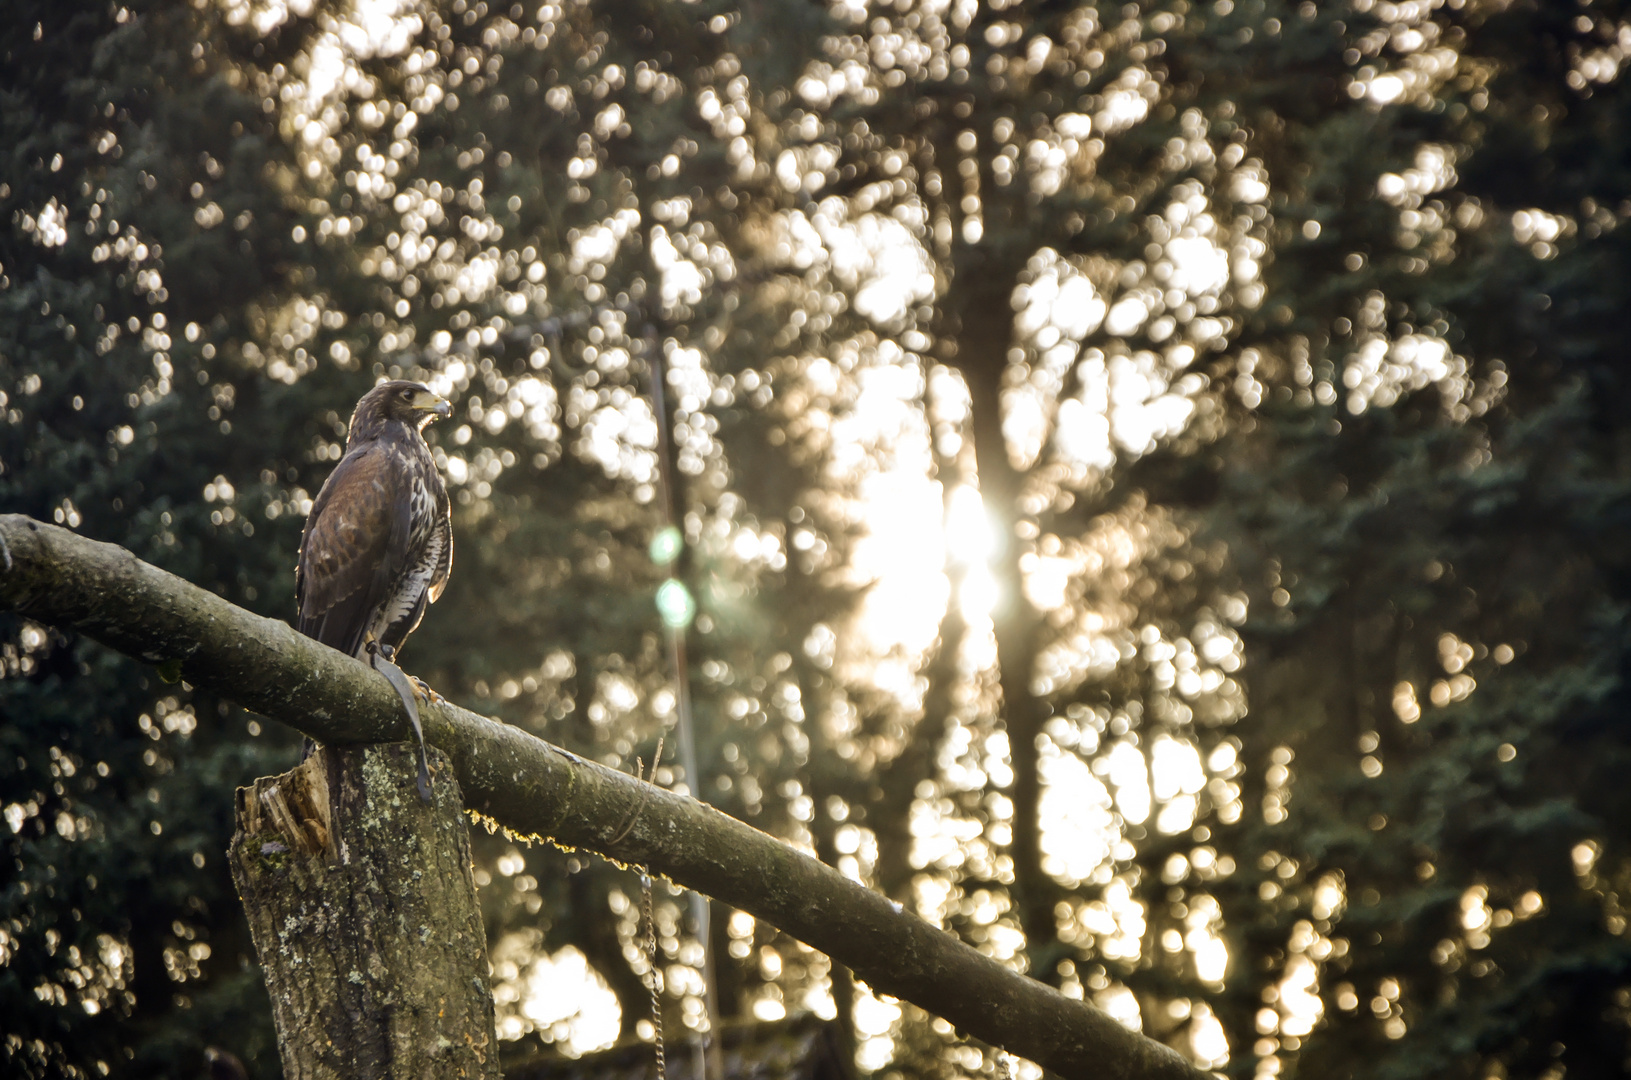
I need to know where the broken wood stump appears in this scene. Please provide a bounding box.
[228,742,499,1079]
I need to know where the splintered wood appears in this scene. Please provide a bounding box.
[237,750,332,857]
[229,742,499,1080]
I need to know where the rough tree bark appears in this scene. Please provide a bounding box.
[229,742,498,1079]
[0,514,1206,1080]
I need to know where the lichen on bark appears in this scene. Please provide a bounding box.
[229,743,499,1080]
[3,514,1206,1080]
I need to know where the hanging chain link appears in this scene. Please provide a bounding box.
[642,870,667,1080]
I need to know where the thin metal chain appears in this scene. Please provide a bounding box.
[642,870,666,1080]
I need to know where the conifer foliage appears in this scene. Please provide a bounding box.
[3,1,1630,1078]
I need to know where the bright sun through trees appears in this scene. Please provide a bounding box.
[6,0,1631,1077]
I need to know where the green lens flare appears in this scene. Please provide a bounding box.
[655,577,696,629]
[649,525,684,566]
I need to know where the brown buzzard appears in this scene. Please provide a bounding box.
[297,380,452,660]
[296,380,453,794]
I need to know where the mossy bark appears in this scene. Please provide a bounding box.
[2,514,1206,1080]
[228,742,498,1080]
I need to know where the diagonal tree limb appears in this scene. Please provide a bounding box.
[0,514,1207,1080]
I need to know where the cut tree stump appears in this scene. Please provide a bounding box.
[228,742,499,1079]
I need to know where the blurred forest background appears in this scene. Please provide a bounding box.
[5,0,1631,1077]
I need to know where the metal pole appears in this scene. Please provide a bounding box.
[648,331,724,1080]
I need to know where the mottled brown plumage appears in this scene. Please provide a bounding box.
[296,381,453,664]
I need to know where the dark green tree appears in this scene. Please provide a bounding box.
[9,0,1631,1077]
[0,1,351,1074]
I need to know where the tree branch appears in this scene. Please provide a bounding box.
[0,515,1206,1080]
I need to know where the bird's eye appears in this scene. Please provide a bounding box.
[400,389,413,400]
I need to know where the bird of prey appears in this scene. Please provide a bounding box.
[296,380,453,799]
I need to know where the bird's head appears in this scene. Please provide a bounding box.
[351,380,453,440]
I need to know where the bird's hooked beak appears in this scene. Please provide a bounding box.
[412,389,453,421]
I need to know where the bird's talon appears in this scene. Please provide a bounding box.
[408,675,443,704]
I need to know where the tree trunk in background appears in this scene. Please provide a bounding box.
[809,809,860,1068]
[942,248,1061,982]
[228,742,500,1079]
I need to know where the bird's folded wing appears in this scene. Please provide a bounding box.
[296,443,412,657]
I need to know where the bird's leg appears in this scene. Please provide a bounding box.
[368,641,434,804]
